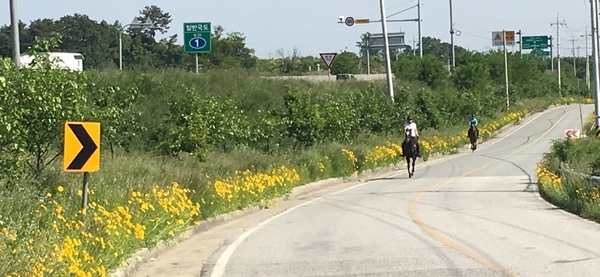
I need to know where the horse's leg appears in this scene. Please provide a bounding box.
[406,157,412,178]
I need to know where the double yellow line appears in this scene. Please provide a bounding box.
[408,111,569,277]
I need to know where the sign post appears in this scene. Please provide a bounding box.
[319,52,337,80]
[184,22,212,73]
[64,121,100,216]
[493,30,514,109]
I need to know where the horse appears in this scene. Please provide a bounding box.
[403,137,418,178]
[467,124,479,152]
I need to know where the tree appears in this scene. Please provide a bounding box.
[329,51,360,75]
[0,34,88,183]
[134,5,172,39]
[275,47,301,74]
[393,53,421,81]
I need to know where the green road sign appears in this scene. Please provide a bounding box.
[184,22,211,53]
[532,49,550,57]
[536,50,550,57]
[522,36,549,50]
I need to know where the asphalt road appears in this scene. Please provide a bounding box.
[131,104,600,277]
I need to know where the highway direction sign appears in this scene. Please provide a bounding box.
[522,36,549,49]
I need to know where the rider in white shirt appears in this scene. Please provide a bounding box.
[402,116,421,157]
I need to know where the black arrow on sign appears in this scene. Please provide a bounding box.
[67,123,98,170]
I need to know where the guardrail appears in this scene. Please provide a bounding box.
[559,161,600,186]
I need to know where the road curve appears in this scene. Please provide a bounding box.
[196,104,600,277]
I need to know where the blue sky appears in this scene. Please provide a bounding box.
[0,0,593,59]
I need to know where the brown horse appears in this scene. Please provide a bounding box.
[467,124,479,152]
[402,137,418,178]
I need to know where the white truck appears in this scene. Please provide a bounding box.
[19,52,84,71]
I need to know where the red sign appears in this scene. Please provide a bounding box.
[564,129,580,138]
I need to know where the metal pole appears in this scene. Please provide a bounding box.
[504,29,510,109]
[195,54,199,73]
[119,31,123,70]
[9,0,20,68]
[590,0,600,130]
[379,0,394,101]
[572,38,576,78]
[367,33,371,75]
[556,14,562,96]
[418,0,423,58]
[449,0,456,69]
[518,30,522,58]
[585,29,590,89]
[81,172,89,213]
[550,36,554,72]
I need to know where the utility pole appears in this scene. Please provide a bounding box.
[379,0,394,101]
[570,37,577,78]
[449,0,456,69]
[9,0,20,68]
[418,0,423,58]
[590,0,600,131]
[551,14,566,97]
[581,30,590,89]
[503,30,510,109]
[367,34,371,75]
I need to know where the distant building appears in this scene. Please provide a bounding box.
[19,52,84,71]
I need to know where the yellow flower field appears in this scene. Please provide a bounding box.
[1,183,200,277]
[536,165,562,189]
[342,148,359,174]
[363,142,403,169]
[211,165,301,211]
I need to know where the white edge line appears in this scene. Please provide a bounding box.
[209,181,368,277]
[208,105,562,277]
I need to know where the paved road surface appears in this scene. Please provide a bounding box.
[132,104,600,277]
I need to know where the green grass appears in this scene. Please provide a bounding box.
[537,111,600,224]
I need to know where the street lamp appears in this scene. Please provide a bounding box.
[118,17,155,70]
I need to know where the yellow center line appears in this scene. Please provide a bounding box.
[408,111,569,277]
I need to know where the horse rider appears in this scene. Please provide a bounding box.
[402,116,421,157]
[468,114,479,138]
[469,114,478,127]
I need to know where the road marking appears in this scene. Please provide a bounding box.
[208,107,566,277]
[408,110,569,277]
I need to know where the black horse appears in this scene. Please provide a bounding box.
[467,124,479,152]
[402,137,418,178]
